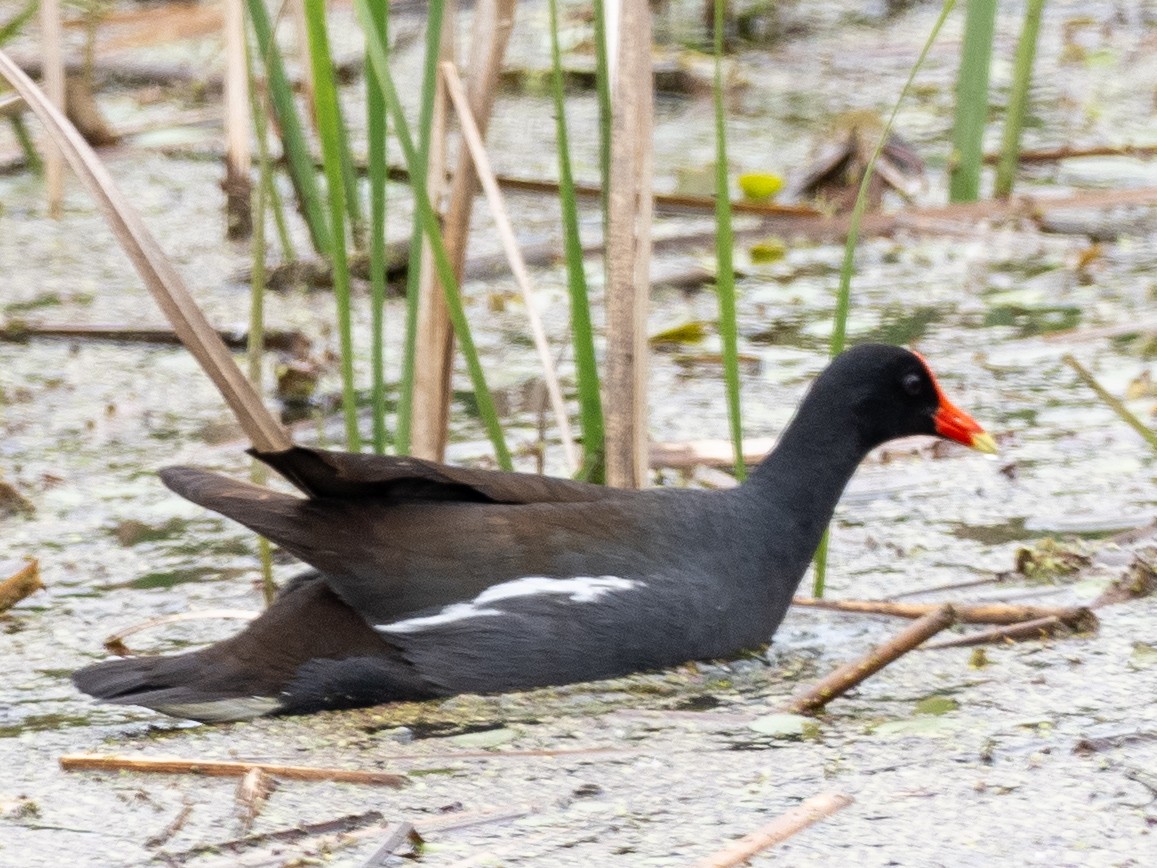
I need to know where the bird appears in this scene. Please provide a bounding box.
[72,343,996,723]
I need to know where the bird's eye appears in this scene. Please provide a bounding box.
[901,372,923,396]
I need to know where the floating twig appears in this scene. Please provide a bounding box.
[1109,519,1157,547]
[0,476,35,517]
[985,142,1157,164]
[1073,729,1157,755]
[693,792,855,867]
[785,606,956,715]
[59,754,407,787]
[1092,552,1157,608]
[886,575,1003,600]
[1062,354,1157,453]
[385,745,625,762]
[0,559,43,613]
[360,821,419,867]
[921,614,1088,649]
[649,437,777,470]
[167,810,386,863]
[176,806,532,867]
[145,801,194,849]
[103,609,259,656]
[791,596,1091,626]
[1042,319,1157,344]
[0,322,310,355]
[415,805,535,836]
[234,767,277,832]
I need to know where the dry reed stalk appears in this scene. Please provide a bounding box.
[921,614,1079,649]
[410,0,515,462]
[409,0,458,461]
[0,560,43,613]
[0,51,291,452]
[102,608,258,655]
[603,0,654,488]
[441,61,577,473]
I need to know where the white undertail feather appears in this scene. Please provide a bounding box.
[152,696,282,723]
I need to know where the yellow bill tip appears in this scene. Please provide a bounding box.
[970,431,999,455]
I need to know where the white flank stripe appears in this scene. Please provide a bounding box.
[377,602,504,634]
[475,575,640,604]
[377,575,642,635]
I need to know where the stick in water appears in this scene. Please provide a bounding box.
[786,605,957,715]
[0,560,43,613]
[792,596,1090,626]
[694,792,854,867]
[59,754,407,787]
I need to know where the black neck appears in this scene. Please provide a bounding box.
[741,382,872,563]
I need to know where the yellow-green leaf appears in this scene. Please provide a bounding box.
[738,171,784,201]
[649,320,709,346]
[749,238,787,264]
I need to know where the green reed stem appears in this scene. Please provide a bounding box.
[831,0,957,357]
[1063,355,1157,453]
[246,29,295,268]
[248,56,276,605]
[0,1,37,46]
[949,0,996,202]
[336,95,366,250]
[245,0,331,257]
[356,0,511,469]
[994,0,1044,199]
[304,0,360,451]
[549,0,604,480]
[10,115,41,173]
[713,0,744,482]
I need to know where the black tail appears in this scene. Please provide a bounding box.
[160,466,307,540]
[72,652,281,722]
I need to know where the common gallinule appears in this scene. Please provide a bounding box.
[73,344,995,722]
